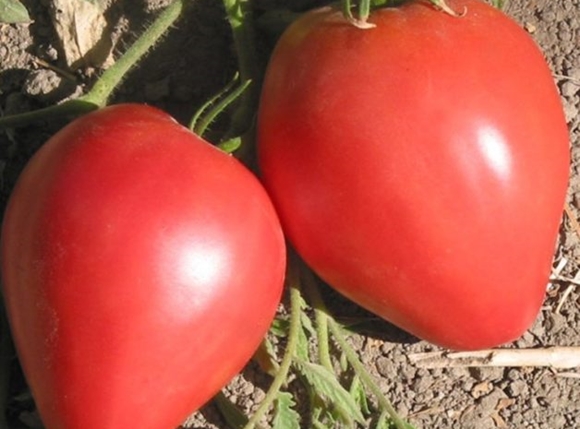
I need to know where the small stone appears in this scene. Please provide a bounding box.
[22,69,77,103]
[561,81,579,98]
[376,356,396,378]
[507,380,528,397]
[471,381,493,399]
[506,368,521,381]
[563,99,579,124]
[478,388,508,413]
[524,22,537,33]
[252,388,266,404]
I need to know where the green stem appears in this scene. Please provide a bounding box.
[428,0,464,16]
[0,0,186,129]
[243,261,304,429]
[359,0,371,23]
[303,268,409,429]
[341,0,376,28]
[193,78,252,138]
[81,0,186,107]
[221,0,263,143]
[0,99,98,129]
[301,269,333,372]
[328,320,408,429]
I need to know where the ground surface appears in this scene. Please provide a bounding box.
[0,0,579,428]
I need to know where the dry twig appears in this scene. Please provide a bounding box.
[409,347,580,369]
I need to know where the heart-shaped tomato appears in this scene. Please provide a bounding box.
[1,104,286,429]
[257,0,569,350]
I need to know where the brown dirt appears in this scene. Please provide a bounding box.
[0,0,579,428]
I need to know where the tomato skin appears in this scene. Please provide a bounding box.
[257,0,570,350]
[1,104,286,429]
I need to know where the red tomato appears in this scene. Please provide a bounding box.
[1,104,286,429]
[257,0,569,350]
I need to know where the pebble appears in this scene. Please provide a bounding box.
[22,69,78,103]
[561,81,579,97]
[507,379,528,397]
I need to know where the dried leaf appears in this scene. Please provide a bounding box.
[0,0,30,24]
[252,338,279,377]
[49,0,115,70]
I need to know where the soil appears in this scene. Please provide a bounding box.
[1,0,579,428]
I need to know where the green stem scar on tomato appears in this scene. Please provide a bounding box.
[257,0,570,351]
[0,104,286,429]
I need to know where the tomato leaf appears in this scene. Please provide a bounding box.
[295,293,312,361]
[296,320,311,361]
[269,317,289,337]
[294,360,366,425]
[339,351,349,372]
[252,338,279,377]
[273,392,301,429]
[349,375,370,416]
[375,412,390,429]
[0,0,30,24]
[300,311,316,336]
[213,391,249,429]
[375,411,417,429]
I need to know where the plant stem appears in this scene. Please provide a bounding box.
[0,99,97,129]
[358,0,371,23]
[301,269,333,372]
[221,0,263,143]
[328,319,409,429]
[193,78,252,138]
[0,0,186,129]
[341,0,376,28]
[243,262,304,429]
[428,0,465,16]
[303,267,409,429]
[81,0,186,107]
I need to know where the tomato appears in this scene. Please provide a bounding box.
[257,0,570,350]
[1,104,286,429]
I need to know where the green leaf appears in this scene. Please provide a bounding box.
[253,338,279,377]
[376,412,390,429]
[375,411,417,429]
[0,0,30,24]
[312,420,333,429]
[294,360,366,425]
[339,351,349,372]
[269,317,289,337]
[213,391,248,429]
[273,392,301,429]
[300,311,316,336]
[295,320,310,361]
[349,375,370,416]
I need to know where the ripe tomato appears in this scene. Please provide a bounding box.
[257,0,570,350]
[1,104,286,429]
